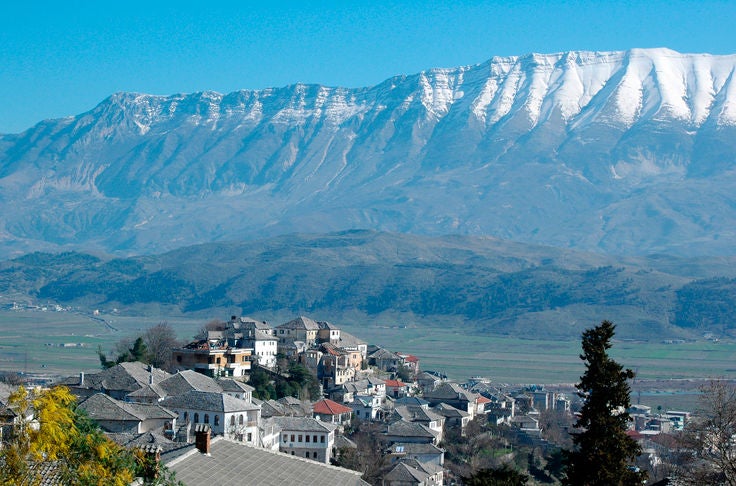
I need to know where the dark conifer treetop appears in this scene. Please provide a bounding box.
[564,320,647,486]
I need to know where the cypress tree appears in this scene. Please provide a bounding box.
[563,320,646,485]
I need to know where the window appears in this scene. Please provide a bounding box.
[247,433,252,442]
[283,435,288,442]
[320,435,325,443]
[183,411,188,421]
[214,415,220,426]
[204,414,209,424]
[291,451,294,455]
[230,416,235,426]
[298,435,302,442]
[313,435,317,443]
[194,413,199,423]
[291,434,295,442]
[239,415,244,425]
[313,452,318,459]
[305,452,309,458]
[306,435,310,443]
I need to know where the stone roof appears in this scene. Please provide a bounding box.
[160,390,260,413]
[271,416,338,434]
[218,378,255,394]
[393,405,444,424]
[167,437,368,485]
[66,362,170,394]
[390,442,445,455]
[393,397,429,407]
[385,420,437,440]
[368,348,401,360]
[251,329,277,341]
[433,402,470,418]
[79,393,176,424]
[313,399,353,416]
[336,331,366,347]
[383,461,429,483]
[106,430,192,460]
[158,370,223,396]
[317,320,340,330]
[126,382,167,400]
[423,382,476,403]
[334,435,358,450]
[276,316,320,331]
[260,399,291,418]
[25,461,63,485]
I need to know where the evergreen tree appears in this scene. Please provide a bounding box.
[563,320,646,485]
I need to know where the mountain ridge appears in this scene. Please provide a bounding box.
[2,48,736,258]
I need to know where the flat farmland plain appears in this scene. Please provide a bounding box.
[1,309,733,411]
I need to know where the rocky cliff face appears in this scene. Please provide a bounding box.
[2,48,736,257]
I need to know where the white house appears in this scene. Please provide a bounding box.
[271,416,338,464]
[161,390,261,446]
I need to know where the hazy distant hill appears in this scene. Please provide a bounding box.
[2,231,735,339]
[1,49,736,258]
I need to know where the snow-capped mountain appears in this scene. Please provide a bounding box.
[1,48,736,258]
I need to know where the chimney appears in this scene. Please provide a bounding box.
[194,424,211,455]
[137,444,162,480]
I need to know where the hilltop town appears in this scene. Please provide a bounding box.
[0,314,700,485]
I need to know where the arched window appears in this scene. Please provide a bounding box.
[183,411,188,421]
[239,415,244,425]
[230,415,235,426]
[194,413,199,423]
[204,414,209,424]
[214,415,220,426]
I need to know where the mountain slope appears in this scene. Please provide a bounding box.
[2,231,736,339]
[2,48,736,257]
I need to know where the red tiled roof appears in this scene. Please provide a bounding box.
[476,396,492,404]
[401,354,419,363]
[384,379,407,388]
[313,399,353,415]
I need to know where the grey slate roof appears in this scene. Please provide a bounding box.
[385,420,437,440]
[393,405,444,424]
[64,362,170,393]
[260,399,291,418]
[390,442,445,455]
[393,397,430,407]
[334,435,358,450]
[336,331,366,347]
[106,430,192,460]
[126,382,167,400]
[433,402,470,418]
[79,393,177,423]
[161,390,259,413]
[423,382,476,403]
[158,370,223,396]
[218,378,255,394]
[276,316,320,331]
[167,437,368,485]
[383,461,429,483]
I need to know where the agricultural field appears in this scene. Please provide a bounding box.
[347,323,736,384]
[0,309,732,411]
[0,309,202,376]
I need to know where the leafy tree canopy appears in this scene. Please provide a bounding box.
[0,385,180,485]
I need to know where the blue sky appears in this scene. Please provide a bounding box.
[2,0,735,134]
